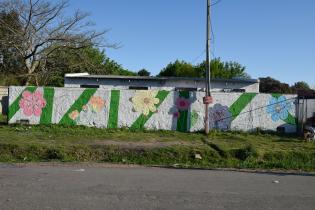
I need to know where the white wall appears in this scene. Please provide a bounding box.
[8,86,296,133]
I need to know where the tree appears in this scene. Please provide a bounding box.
[158,60,197,77]
[43,46,136,86]
[158,58,250,79]
[195,58,250,79]
[0,0,114,85]
[291,81,310,92]
[42,46,105,86]
[137,69,151,76]
[0,11,25,76]
[259,77,292,94]
[102,57,136,76]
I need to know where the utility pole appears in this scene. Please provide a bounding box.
[203,0,213,134]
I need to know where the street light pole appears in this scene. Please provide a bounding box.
[204,0,212,134]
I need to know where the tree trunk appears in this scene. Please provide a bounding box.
[25,59,39,86]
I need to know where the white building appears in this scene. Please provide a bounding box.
[64,74,260,93]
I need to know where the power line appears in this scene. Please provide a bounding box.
[191,0,218,64]
[211,0,223,6]
[191,49,206,64]
[210,19,215,44]
[190,49,215,65]
[190,0,218,65]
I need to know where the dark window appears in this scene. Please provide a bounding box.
[175,87,197,91]
[80,85,100,88]
[232,89,245,93]
[129,86,148,90]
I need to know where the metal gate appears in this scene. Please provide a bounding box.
[296,91,315,134]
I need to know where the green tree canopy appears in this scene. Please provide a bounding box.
[259,77,292,94]
[0,0,114,85]
[158,60,197,77]
[137,69,151,76]
[0,11,25,81]
[291,81,311,92]
[158,58,250,79]
[42,46,136,86]
[195,58,250,79]
[259,78,311,94]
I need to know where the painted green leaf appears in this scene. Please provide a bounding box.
[190,111,199,128]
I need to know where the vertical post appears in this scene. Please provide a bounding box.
[204,0,212,134]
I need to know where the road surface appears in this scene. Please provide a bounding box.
[0,163,315,210]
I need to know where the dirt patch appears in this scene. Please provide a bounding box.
[89,140,202,149]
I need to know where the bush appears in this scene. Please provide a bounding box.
[230,145,258,161]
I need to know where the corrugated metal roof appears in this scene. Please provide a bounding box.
[64,75,259,84]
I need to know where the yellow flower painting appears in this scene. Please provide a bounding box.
[131,90,159,116]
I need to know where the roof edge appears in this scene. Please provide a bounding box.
[64,74,260,83]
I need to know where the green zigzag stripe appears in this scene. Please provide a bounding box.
[271,93,296,125]
[8,86,37,121]
[107,90,120,129]
[40,87,55,125]
[176,91,190,132]
[59,88,97,125]
[131,90,170,130]
[229,93,257,120]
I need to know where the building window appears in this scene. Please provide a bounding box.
[129,86,148,90]
[175,87,197,91]
[80,85,100,88]
[232,89,245,93]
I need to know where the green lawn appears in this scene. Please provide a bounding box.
[0,124,314,171]
[0,114,6,124]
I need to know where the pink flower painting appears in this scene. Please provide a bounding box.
[19,91,47,117]
[176,97,191,111]
[89,96,105,113]
[69,110,80,121]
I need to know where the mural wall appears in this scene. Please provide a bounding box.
[8,86,297,133]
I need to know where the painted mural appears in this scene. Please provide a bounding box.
[19,90,47,117]
[209,104,232,131]
[267,95,294,122]
[8,86,298,133]
[131,90,160,116]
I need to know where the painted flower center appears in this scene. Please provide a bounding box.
[179,101,186,107]
[275,105,281,113]
[143,97,151,104]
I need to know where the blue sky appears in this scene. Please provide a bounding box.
[67,0,315,86]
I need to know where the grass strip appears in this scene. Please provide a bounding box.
[0,125,314,171]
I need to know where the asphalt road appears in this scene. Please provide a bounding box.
[0,164,315,210]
